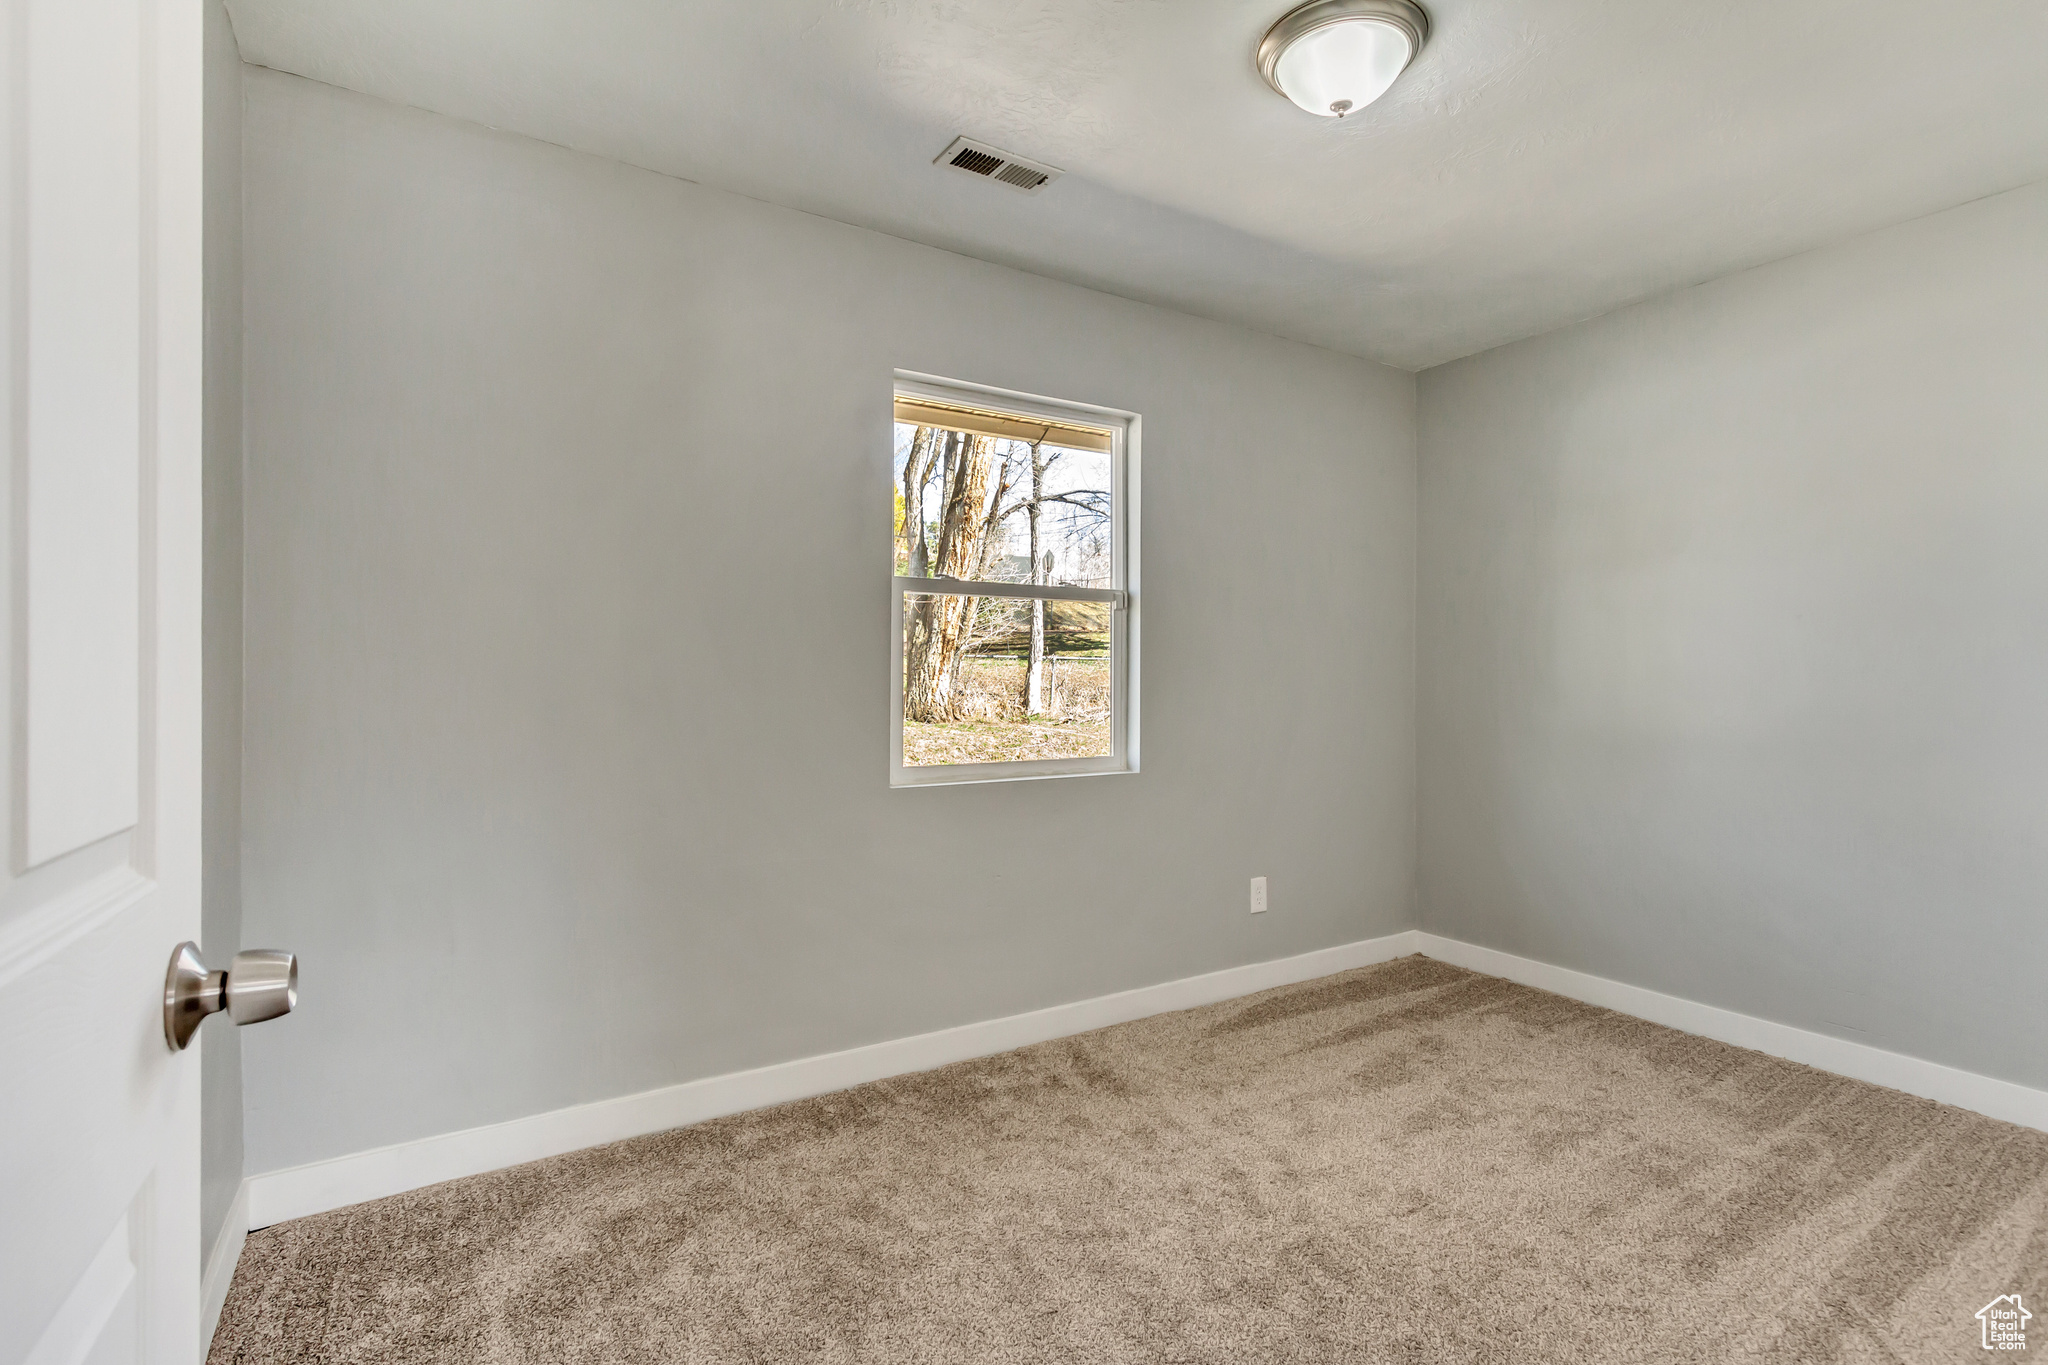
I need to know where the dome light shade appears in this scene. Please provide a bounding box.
[1258,0,1429,119]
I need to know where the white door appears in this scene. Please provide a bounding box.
[0,0,206,1361]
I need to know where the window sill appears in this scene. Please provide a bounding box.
[890,758,1138,788]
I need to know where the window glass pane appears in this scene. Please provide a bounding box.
[902,592,1112,767]
[893,421,1112,587]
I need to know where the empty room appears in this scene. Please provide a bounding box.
[4,0,2045,1361]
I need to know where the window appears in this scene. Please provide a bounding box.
[891,374,1137,785]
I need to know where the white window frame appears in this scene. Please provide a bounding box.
[890,371,1139,787]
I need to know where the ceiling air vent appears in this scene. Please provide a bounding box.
[935,136,1062,195]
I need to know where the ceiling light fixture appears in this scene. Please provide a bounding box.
[1257,0,1428,119]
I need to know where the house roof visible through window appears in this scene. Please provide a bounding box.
[892,396,1113,453]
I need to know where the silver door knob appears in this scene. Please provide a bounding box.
[163,942,298,1051]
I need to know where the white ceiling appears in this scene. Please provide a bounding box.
[226,0,2048,370]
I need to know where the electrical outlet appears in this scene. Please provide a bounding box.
[1250,876,1268,914]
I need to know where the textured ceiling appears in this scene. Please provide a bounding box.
[225,0,2048,369]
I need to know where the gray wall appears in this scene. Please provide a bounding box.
[1418,179,2048,1091]
[199,0,245,1261]
[239,70,1418,1176]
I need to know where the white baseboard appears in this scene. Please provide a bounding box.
[244,927,2048,1231]
[245,931,1424,1228]
[200,1178,248,1354]
[1414,933,2048,1133]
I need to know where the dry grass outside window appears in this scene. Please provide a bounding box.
[904,656,1111,765]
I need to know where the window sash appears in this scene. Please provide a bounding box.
[891,584,1131,786]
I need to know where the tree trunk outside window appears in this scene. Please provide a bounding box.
[904,431,998,721]
[1025,441,1050,716]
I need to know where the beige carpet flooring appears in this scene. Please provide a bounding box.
[210,957,2048,1363]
